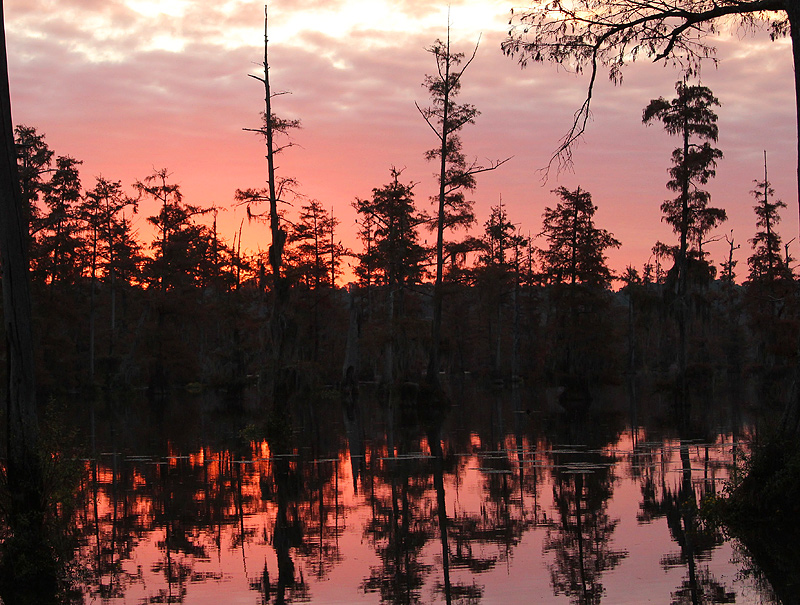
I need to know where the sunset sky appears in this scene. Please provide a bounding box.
[5,0,796,282]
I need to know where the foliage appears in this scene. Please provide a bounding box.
[14,124,53,239]
[747,168,793,284]
[287,200,347,289]
[36,156,84,286]
[353,169,427,288]
[539,186,620,288]
[643,81,726,268]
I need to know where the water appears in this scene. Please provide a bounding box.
[53,383,779,603]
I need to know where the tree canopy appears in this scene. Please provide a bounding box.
[540,186,621,288]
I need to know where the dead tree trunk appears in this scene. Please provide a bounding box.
[250,6,291,399]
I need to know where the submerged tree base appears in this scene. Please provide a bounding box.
[728,437,800,519]
[729,520,800,604]
[0,528,59,605]
[708,436,800,603]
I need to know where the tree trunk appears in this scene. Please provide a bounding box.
[676,115,691,426]
[781,5,800,437]
[0,5,54,600]
[790,4,800,240]
[427,39,451,389]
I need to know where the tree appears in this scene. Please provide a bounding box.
[286,200,347,365]
[539,186,620,288]
[354,169,427,290]
[287,200,344,289]
[479,199,527,269]
[643,81,726,282]
[81,176,138,379]
[134,168,206,292]
[82,177,139,332]
[502,0,800,202]
[748,152,793,284]
[237,7,301,396]
[539,186,621,385]
[0,5,54,599]
[37,155,83,287]
[14,124,52,247]
[643,82,725,421]
[720,231,740,284]
[417,27,509,385]
[354,169,427,384]
[475,200,528,377]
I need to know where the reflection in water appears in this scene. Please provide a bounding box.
[637,440,735,604]
[543,411,628,605]
[26,386,786,603]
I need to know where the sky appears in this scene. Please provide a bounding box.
[4,0,797,283]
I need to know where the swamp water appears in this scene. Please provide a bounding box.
[32,381,792,603]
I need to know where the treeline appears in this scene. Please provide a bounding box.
[10,97,798,406]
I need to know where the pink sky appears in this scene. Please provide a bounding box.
[5,0,797,282]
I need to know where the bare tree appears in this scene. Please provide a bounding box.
[239,6,301,398]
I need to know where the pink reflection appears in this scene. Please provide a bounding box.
[73,426,753,603]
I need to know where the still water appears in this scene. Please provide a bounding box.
[66,381,775,604]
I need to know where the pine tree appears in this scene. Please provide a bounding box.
[643,81,725,422]
[539,186,620,288]
[748,153,793,284]
[135,168,206,292]
[354,169,427,384]
[38,155,83,287]
[353,169,427,289]
[13,124,52,248]
[643,81,726,280]
[288,200,345,289]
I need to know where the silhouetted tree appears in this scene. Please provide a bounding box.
[35,155,83,287]
[354,169,427,384]
[81,176,137,379]
[748,153,793,285]
[0,6,55,600]
[81,177,140,335]
[135,169,207,292]
[720,231,739,285]
[238,6,302,401]
[14,124,52,249]
[539,186,620,288]
[354,170,427,290]
[644,82,725,275]
[288,200,343,289]
[643,82,724,421]
[539,186,621,387]
[417,26,509,386]
[475,200,528,378]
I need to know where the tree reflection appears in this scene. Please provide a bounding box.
[361,440,434,603]
[638,440,735,604]
[544,452,627,604]
[452,389,540,581]
[31,387,760,602]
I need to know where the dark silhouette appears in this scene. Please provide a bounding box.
[643,82,724,425]
[0,4,56,601]
[416,26,509,389]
